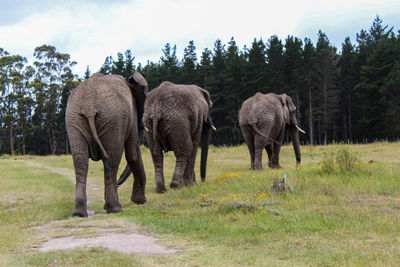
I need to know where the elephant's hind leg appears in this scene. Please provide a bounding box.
[241,125,256,170]
[169,128,191,189]
[102,143,123,213]
[146,131,167,193]
[70,138,89,217]
[124,133,147,203]
[103,163,123,213]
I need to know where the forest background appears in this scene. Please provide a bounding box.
[1,16,399,155]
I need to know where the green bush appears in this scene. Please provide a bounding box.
[320,147,359,174]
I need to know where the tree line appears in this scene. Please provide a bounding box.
[1,16,399,155]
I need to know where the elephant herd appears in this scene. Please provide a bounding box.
[65,72,304,217]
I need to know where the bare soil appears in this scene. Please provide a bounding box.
[21,159,180,255]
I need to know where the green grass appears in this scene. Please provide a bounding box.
[1,143,400,266]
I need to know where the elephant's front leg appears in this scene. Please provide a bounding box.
[72,152,89,217]
[183,146,199,186]
[265,145,272,168]
[125,134,147,203]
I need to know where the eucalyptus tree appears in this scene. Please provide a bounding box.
[0,49,27,154]
[33,44,77,154]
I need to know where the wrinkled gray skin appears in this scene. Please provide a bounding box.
[124,81,214,193]
[66,72,147,217]
[238,93,301,170]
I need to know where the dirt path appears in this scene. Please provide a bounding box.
[24,160,103,211]
[20,159,180,255]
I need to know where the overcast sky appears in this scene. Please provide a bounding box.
[1,0,399,77]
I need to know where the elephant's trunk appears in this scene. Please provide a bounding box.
[200,124,211,181]
[289,126,301,164]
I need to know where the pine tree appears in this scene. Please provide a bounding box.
[243,38,267,99]
[198,48,215,91]
[314,31,339,144]
[338,37,357,141]
[265,35,285,93]
[223,37,244,144]
[181,41,198,84]
[355,16,395,140]
[112,52,125,76]
[99,56,113,74]
[210,39,226,145]
[160,43,180,83]
[284,36,304,125]
[124,49,135,79]
[84,65,91,79]
[302,38,317,144]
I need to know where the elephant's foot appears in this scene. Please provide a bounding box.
[253,165,263,170]
[131,194,147,204]
[170,179,183,189]
[72,208,88,217]
[184,178,196,186]
[104,203,122,214]
[270,163,281,169]
[155,183,167,193]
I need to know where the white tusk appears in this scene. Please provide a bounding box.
[212,125,217,131]
[295,125,306,134]
[144,126,149,132]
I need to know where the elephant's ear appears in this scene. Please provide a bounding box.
[200,88,215,128]
[127,72,148,129]
[128,72,148,96]
[284,94,296,113]
[279,94,296,124]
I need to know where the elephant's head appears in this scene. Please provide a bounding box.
[127,72,148,131]
[278,94,303,164]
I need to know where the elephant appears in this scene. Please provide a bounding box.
[238,92,305,170]
[65,72,147,217]
[118,81,215,193]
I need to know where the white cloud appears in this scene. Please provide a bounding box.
[1,0,399,76]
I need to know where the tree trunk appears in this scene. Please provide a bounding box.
[309,87,314,145]
[10,124,14,155]
[323,74,327,145]
[348,89,352,141]
[47,127,57,154]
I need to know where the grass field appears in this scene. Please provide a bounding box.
[1,142,400,266]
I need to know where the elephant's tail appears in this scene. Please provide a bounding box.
[87,115,111,168]
[250,124,282,147]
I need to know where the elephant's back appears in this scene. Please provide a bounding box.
[144,82,203,120]
[68,73,132,115]
[239,93,281,126]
